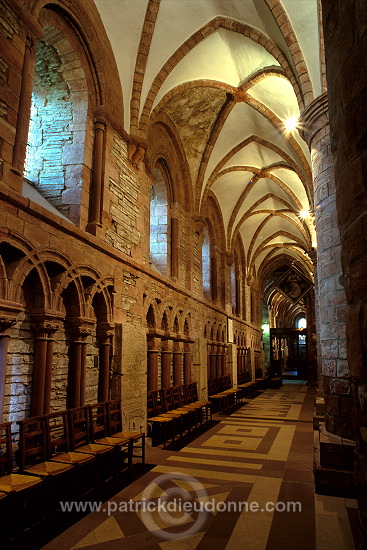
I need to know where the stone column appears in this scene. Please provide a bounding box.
[216,344,222,377]
[11,34,36,182]
[86,118,107,235]
[249,347,256,381]
[97,323,114,403]
[308,248,321,387]
[183,342,192,384]
[209,344,217,378]
[300,93,351,438]
[68,321,93,409]
[211,256,218,302]
[172,341,183,386]
[193,337,208,401]
[222,345,227,375]
[227,343,237,386]
[147,336,160,391]
[170,217,179,278]
[31,319,60,416]
[161,340,173,389]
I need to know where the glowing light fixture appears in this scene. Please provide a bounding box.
[284,116,298,132]
[261,323,270,334]
[299,209,310,219]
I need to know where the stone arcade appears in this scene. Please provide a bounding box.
[0,0,366,548]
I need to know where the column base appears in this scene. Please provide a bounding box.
[314,422,355,497]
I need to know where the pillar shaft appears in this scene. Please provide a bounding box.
[172,341,183,386]
[147,337,160,391]
[161,342,173,389]
[98,324,114,403]
[88,119,107,231]
[183,345,192,384]
[68,322,92,409]
[31,319,59,416]
[171,217,179,278]
[301,94,351,438]
[12,34,35,178]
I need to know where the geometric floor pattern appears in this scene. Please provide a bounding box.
[42,383,358,550]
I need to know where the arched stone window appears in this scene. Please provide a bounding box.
[150,160,170,276]
[296,316,307,329]
[202,225,211,300]
[24,26,88,224]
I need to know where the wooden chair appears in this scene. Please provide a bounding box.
[185,383,212,422]
[88,402,131,472]
[106,400,145,465]
[45,411,96,496]
[17,415,74,508]
[68,406,115,484]
[147,391,175,448]
[172,385,201,428]
[0,421,45,532]
[238,371,258,398]
[207,378,229,413]
[160,387,192,437]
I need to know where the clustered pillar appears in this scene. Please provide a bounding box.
[301,93,352,438]
[31,319,60,416]
[97,323,114,403]
[207,340,227,379]
[147,334,193,391]
[68,321,93,409]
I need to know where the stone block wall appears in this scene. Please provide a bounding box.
[322,0,367,543]
[0,0,264,451]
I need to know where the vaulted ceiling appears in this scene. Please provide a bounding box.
[95,0,321,284]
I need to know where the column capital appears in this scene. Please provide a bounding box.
[97,322,114,341]
[193,216,205,235]
[30,313,63,338]
[299,92,329,146]
[161,339,174,352]
[93,118,107,131]
[0,300,22,334]
[31,320,60,339]
[68,318,94,341]
[0,316,17,335]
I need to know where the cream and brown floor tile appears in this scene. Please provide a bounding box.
[41,383,358,550]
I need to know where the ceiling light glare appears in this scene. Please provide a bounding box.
[284,117,298,132]
[299,209,309,219]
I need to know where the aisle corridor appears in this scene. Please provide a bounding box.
[42,384,358,550]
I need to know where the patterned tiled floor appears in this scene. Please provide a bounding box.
[42,383,358,550]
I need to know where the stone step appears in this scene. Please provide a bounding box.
[314,430,355,498]
[319,422,355,470]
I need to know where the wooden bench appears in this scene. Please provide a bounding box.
[184,382,212,423]
[255,368,267,391]
[269,376,283,389]
[208,375,242,413]
[147,383,211,447]
[237,371,258,398]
